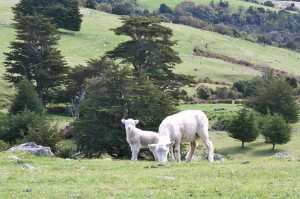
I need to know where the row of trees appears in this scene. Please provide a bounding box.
[223,77,299,149]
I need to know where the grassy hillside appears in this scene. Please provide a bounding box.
[137,0,279,12]
[0,0,300,103]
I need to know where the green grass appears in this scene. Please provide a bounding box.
[1,0,300,103]
[1,104,300,198]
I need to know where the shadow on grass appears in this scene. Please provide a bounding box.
[251,148,284,157]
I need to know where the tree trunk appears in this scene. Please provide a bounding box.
[272,143,276,150]
[241,141,245,148]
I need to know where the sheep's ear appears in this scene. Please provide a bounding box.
[134,120,139,124]
[167,141,175,147]
[121,119,126,124]
[148,144,157,150]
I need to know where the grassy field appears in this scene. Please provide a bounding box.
[1,151,300,199]
[1,103,300,198]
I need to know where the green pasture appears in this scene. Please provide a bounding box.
[1,103,300,198]
[1,151,300,199]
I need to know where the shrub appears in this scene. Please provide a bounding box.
[260,114,292,150]
[0,140,10,152]
[226,108,259,147]
[56,146,75,158]
[21,120,62,153]
[97,3,112,13]
[197,85,213,100]
[264,1,274,7]
[112,3,132,15]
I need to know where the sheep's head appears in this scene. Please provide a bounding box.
[121,118,139,133]
[148,142,174,162]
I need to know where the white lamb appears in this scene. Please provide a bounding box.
[148,110,214,163]
[121,118,159,161]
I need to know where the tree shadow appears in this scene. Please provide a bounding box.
[251,148,284,157]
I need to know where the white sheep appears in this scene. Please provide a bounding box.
[148,110,214,163]
[121,118,159,161]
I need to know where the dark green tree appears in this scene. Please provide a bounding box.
[3,15,69,106]
[260,114,292,150]
[106,16,195,95]
[12,0,82,31]
[226,108,259,148]
[73,61,177,158]
[247,78,299,123]
[9,80,44,115]
[159,3,173,14]
[0,110,40,145]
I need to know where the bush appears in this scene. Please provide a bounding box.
[1,110,40,145]
[226,108,259,147]
[260,114,292,150]
[264,1,274,7]
[197,85,213,100]
[56,146,75,158]
[0,140,9,152]
[97,3,112,13]
[112,3,132,15]
[21,120,62,153]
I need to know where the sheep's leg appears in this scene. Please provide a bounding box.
[169,146,175,161]
[204,140,214,162]
[174,143,181,162]
[149,148,158,161]
[186,140,198,163]
[131,145,140,161]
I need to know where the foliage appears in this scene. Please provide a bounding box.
[226,107,259,147]
[12,0,82,31]
[73,61,177,158]
[106,16,195,96]
[3,15,69,106]
[112,3,133,15]
[216,87,229,99]
[9,80,44,115]
[0,140,10,152]
[159,3,173,14]
[247,78,299,123]
[0,110,40,145]
[21,120,62,153]
[197,85,213,100]
[260,114,292,150]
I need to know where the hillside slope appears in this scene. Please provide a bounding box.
[0,0,300,104]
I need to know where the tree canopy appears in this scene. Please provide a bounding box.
[247,78,299,123]
[12,0,82,31]
[106,16,195,95]
[73,59,177,158]
[260,114,292,150]
[3,15,69,105]
[226,108,259,148]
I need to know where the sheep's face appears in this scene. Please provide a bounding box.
[149,142,174,162]
[121,119,139,133]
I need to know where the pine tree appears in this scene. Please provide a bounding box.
[106,16,195,96]
[247,78,299,123]
[12,0,82,31]
[9,80,44,115]
[3,15,69,106]
[226,108,259,148]
[260,114,292,150]
[73,61,177,158]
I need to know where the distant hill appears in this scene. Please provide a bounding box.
[0,0,299,106]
